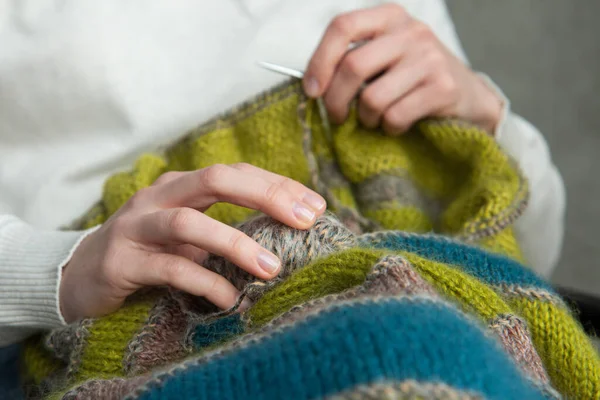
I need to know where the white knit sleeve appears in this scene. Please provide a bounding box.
[0,215,98,346]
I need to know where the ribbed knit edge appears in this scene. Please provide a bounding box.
[0,216,100,346]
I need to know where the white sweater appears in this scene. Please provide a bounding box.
[0,0,565,346]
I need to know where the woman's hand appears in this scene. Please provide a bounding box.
[303,3,503,134]
[59,163,326,323]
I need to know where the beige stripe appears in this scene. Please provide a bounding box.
[326,380,484,400]
[355,173,443,218]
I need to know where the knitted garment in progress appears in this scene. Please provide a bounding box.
[21,81,599,399]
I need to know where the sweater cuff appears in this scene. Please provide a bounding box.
[0,216,99,345]
[476,72,511,141]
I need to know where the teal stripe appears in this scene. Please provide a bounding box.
[360,232,555,292]
[134,298,545,400]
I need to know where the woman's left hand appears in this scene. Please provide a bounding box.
[303,3,503,135]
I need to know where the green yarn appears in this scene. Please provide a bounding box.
[103,155,166,216]
[76,296,156,382]
[402,252,512,320]
[247,249,384,327]
[509,297,600,398]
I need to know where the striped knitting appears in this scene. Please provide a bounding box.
[21,80,599,399]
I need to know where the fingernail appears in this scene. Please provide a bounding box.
[293,202,316,223]
[304,76,320,97]
[302,192,326,212]
[257,251,281,274]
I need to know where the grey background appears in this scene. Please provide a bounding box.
[446,0,600,295]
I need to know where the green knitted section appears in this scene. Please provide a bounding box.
[365,207,433,233]
[478,227,525,261]
[402,252,512,321]
[21,337,63,385]
[247,249,384,327]
[75,296,156,382]
[509,297,600,399]
[104,155,167,217]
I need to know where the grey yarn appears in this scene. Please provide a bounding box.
[204,212,356,300]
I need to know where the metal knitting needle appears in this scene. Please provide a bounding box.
[257,61,305,79]
[258,40,369,78]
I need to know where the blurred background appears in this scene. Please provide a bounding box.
[447,0,600,295]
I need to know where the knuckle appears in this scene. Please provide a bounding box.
[425,49,446,70]
[383,107,401,126]
[208,274,228,294]
[383,109,408,133]
[153,171,179,186]
[437,74,458,97]
[127,188,151,209]
[264,181,286,206]
[166,208,194,233]
[199,164,228,190]
[331,14,355,36]
[340,54,365,80]
[231,162,254,173]
[277,176,297,192]
[411,21,434,41]
[161,258,185,282]
[227,230,249,255]
[360,87,383,112]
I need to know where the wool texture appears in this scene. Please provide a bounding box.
[19,80,598,399]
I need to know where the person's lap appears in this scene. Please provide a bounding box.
[0,344,24,400]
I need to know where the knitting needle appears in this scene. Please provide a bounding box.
[257,61,305,79]
[258,40,370,78]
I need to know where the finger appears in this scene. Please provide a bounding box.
[153,164,325,229]
[155,164,327,214]
[166,243,209,265]
[303,4,409,97]
[358,57,429,129]
[152,171,187,187]
[134,208,282,280]
[134,252,241,310]
[229,163,326,212]
[382,83,451,136]
[324,32,412,124]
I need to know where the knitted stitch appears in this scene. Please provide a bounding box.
[20,80,598,399]
[326,381,483,400]
[122,292,189,376]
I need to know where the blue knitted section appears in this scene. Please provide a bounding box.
[361,232,555,293]
[137,298,545,400]
[192,314,244,350]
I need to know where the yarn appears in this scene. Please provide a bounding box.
[30,215,597,399]
[131,298,548,400]
[20,80,599,399]
[204,212,356,298]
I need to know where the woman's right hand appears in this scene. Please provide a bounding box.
[59,163,326,323]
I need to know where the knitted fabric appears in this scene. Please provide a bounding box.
[19,80,598,399]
